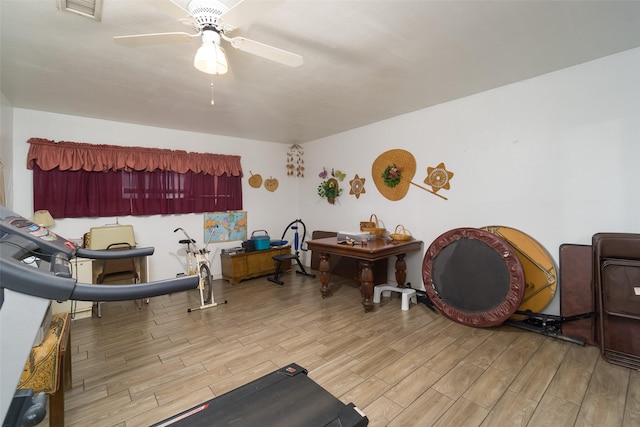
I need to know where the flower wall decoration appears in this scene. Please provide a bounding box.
[372,149,451,201]
[317,178,341,204]
[381,164,401,188]
[317,167,345,204]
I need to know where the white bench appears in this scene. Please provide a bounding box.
[373,285,417,311]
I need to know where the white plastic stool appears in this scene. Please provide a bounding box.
[373,285,417,311]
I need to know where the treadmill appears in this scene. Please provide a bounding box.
[0,206,199,426]
[0,206,369,427]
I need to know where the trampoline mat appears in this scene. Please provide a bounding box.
[423,228,525,327]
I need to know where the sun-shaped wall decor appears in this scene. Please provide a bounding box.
[349,174,366,199]
[424,162,454,193]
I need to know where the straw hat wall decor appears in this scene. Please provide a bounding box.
[372,149,416,201]
[372,149,452,201]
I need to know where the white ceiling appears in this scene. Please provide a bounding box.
[2,0,640,144]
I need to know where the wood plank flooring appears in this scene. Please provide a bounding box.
[55,271,639,427]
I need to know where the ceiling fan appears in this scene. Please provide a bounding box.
[114,0,303,75]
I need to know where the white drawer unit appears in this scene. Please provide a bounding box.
[51,257,94,319]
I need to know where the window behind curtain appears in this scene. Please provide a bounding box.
[33,165,243,218]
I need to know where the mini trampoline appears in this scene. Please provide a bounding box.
[482,226,557,318]
[422,227,526,327]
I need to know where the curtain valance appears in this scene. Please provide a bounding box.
[27,137,242,176]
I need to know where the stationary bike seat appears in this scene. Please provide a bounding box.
[179,239,196,244]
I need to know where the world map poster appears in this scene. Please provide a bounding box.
[204,211,248,243]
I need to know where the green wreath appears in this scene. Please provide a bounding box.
[382,164,401,188]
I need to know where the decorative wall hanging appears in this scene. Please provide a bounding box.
[372,149,449,201]
[317,167,343,204]
[372,149,416,201]
[349,174,366,199]
[425,162,454,195]
[248,171,263,188]
[264,176,279,192]
[287,144,305,177]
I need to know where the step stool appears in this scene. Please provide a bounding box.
[373,285,417,311]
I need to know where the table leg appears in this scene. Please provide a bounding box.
[52,313,71,427]
[395,253,407,288]
[49,389,64,427]
[359,260,374,312]
[319,252,331,298]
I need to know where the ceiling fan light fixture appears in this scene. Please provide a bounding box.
[194,30,228,75]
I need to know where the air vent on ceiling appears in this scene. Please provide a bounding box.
[58,0,103,21]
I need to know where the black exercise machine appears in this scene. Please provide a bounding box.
[0,206,199,426]
[151,363,368,427]
[268,219,316,285]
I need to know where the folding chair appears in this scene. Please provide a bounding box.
[95,242,142,317]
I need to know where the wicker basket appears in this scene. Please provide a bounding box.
[389,225,412,241]
[360,214,386,238]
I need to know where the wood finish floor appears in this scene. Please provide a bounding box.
[56,271,639,427]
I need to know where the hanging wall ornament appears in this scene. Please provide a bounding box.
[286,153,294,176]
[424,162,454,194]
[371,149,416,201]
[349,174,366,199]
[264,176,279,192]
[287,144,305,177]
[248,171,263,188]
[372,149,449,201]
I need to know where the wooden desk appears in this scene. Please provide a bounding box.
[306,237,423,312]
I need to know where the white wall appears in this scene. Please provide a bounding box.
[10,111,299,282]
[300,47,640,312]
[1,92,14,209]
[8,47,640,314]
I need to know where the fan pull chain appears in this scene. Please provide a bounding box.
[210,82,215,106]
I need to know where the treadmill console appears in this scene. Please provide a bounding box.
[0,206,77,258]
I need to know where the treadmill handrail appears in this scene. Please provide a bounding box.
[75,246,154,260]
[0,256,77,301]
[70,275,199,301]
[0,254,199,302]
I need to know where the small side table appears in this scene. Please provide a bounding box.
[18,312,72,427]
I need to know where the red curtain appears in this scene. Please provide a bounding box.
[27,138,242,176]
[28,138,243,218]
[33,166,243,218]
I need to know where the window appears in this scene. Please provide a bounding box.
[28,138,243,218]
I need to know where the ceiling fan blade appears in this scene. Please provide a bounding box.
[228,36,303,67]
[144,0,197,27]
[219,0,285,32]
[114,32,198,47]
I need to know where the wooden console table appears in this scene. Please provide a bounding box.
[221,246,291,285]
[306,237,422,312]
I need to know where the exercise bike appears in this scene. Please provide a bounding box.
[174,227,227,312]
